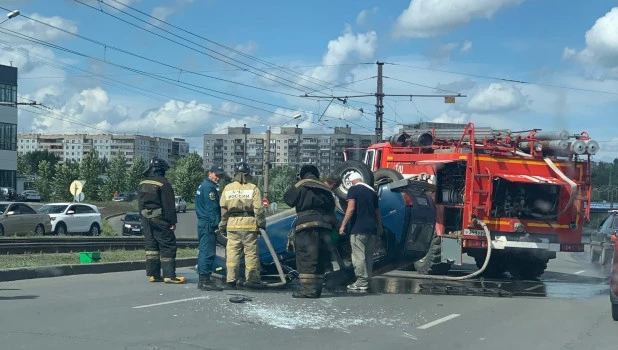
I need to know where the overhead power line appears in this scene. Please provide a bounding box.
[385,62,618,96]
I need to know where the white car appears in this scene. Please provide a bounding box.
[39,203,103,236]
[18,190,41,202]
[175,196,187,213]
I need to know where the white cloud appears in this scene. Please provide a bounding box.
[564,7,618,70]
[149,0,195,24]
[234,41,259,55]
[393,0,524,38]
[425,41,472,65]
[356,7,379,26]
[302,25,377,87]
[465,83,528,113]
[460,40,473,53]
[4,14,78,42]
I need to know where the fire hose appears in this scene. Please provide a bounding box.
[405,217,493,281]
[211,228,288,288]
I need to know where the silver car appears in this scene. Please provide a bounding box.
[0,202,52,236]
[175,196,187,213]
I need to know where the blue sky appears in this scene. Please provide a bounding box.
[1,0,617,160]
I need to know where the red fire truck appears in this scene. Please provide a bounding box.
[336,122,596,279]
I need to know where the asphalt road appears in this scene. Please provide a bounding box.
[0,249,614,350]
[108,207,288,238]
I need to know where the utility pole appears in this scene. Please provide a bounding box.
[375,62,384,142]
[300,62,466,142]
[243,123,248,162]
[263,127,271,200]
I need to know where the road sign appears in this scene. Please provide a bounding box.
[444,96,456,103]
[75,193,85,202]
[70,181,83,196]
[262,198,269,208]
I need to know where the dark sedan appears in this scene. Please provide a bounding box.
[121,212,142,236]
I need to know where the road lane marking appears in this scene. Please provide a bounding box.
[417,314,460,330]
[574,270,585,275]
[132,296,208,309]
[524,285,544,292]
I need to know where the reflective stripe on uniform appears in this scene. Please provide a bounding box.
[139,180,164,187]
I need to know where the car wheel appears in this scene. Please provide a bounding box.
[34,224,45,236]
[183,206,187,213]
[89,223,101,236]
[333,160,374,201]
[613,303,618,321]
[55,223,67,235]
[0,224,4,236]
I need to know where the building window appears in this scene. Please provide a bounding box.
[0,84,16,103]
[0,170,16,188]
[0,122,17,151]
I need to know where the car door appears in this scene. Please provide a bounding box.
[65,204,82,233]
[17,204,40,234]
[76,205,97,231]
[2,203,23,235]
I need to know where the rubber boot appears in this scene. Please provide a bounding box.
[162,258,186,284]
[146,256,163,282]
[292,274,321,298]
[198,274,222,291]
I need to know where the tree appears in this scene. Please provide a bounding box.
[53,163,79,202]
[170,152,205,203]
[100,153,128,201]
[126,156,146,193]
[80,148,103,201]
[17,153,30,176]
[268,165,296,204]
[33,160,53,201]
[24,150,60,176]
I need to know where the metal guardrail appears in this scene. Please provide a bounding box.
[0,237,199,254]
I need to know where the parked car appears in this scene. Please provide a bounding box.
[0,201,52,236]
[38,203,103,236]
[17,190,41,202]
[121,212,142,236]
[609,233,618,321]
[175,196,187,213]
[590,210,617,265]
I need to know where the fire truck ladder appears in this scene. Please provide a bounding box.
[460,123,491,218]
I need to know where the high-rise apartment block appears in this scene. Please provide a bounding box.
[203,125,374,177]
[17,134,190,167]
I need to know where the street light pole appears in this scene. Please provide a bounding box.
[0,10,20,26]
[264,127,271,200]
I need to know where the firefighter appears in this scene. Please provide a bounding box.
[284,164,336,298]
[219,162,266,288]
[138,157,185,284]
[195,165,226,291]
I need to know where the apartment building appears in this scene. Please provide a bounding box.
[17,134,189,167]
[0,64,17,189]
[203,125,374,177]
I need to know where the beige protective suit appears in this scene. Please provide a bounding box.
[219,173,266,284]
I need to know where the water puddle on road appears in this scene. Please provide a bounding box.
[367,271,609,299]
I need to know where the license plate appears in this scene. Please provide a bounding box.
[132,228,141,232]
[464,229,485,236]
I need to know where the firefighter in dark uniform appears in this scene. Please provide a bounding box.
[138,157,185,284]
[284,164,336,298]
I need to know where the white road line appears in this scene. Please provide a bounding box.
[574,270,585,275]
[132,296,208,309]
[417,314,461,330]
[524,285,544,292]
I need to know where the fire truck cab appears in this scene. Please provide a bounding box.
[337,122,596,279]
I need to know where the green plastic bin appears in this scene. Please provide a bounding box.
[79,252,101,264]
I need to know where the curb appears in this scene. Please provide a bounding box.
[0,257,197,283]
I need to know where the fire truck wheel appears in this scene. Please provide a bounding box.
[373,168,404,188]
[473,252,507,278]
[506,256,548,280]
[333,160,374,201]
[413,232,451,275]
